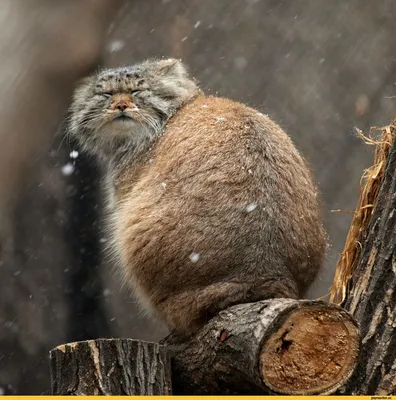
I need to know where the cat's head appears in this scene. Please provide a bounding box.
[67,58,198,160]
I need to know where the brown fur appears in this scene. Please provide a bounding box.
[111,94,327,336]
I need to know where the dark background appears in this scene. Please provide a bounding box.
[1,0,395,394]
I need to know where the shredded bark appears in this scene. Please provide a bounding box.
[330,123,395,304]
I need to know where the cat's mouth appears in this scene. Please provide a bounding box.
[113,113,133,121]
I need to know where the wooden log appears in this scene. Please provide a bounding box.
[162,299,360,395]
[49,338,172,395]
[342,132,396,395]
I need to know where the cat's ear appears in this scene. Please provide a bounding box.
[71,75,95,105]
[155,58,187,77]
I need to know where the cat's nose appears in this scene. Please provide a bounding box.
[114,100,129,111]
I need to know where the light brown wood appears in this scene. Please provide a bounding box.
[261,305,359,395]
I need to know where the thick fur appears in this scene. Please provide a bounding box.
[68,58,328,336]
[68,59,198,161]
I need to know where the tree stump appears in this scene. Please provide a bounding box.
[49,339,172,395]
[163,299,359,395]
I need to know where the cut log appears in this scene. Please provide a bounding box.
[49,300,359,395]
[342,130,396,395]
[162,299,359,395]
[49,338,172,395]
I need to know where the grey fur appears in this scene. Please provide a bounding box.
[67,58,199,162]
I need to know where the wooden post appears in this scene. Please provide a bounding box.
[49,339,172,395]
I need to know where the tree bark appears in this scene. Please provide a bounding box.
[163,299,359,395]
[342,133,396,395]
[49,339,172,395]
[50,300,359,395]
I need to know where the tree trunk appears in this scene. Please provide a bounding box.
[163,299,359,395]
[343,134,396,395]
[49,339,172,395]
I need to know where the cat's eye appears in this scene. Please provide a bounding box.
[103,92,112,98]
[130,89,142,95]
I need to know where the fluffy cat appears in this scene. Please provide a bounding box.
[68,58,327,336]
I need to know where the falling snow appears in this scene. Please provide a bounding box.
[234,56,248,70]
[189,252,200,263]
[256,112,269,118]
[107,40,125,53]
[69,150,79,159]
[61,163,74,176]
[194,21,201,29]
[161,182,167,189]
[246,203,258,212]
[215,116,226,122]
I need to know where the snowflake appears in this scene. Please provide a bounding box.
[246,203,258,212]
[189,252,200,263]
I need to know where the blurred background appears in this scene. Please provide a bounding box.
[0,0,395,394]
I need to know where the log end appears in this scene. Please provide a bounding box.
[260,303,359,395]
